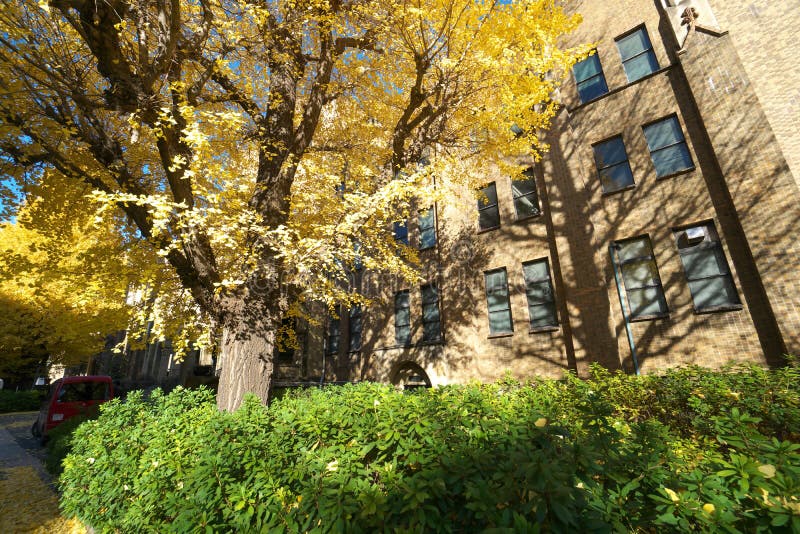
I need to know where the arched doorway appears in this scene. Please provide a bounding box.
[390,361,432,391]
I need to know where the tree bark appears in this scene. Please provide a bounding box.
[215,294,279,411]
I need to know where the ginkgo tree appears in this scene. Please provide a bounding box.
[0,0,588,410]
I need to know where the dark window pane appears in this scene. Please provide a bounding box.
[574,54,602,81]
[396,325,410,345]
[627,287,668,317]
[489,310,513,333]
[423,321,440,341]
[479,183,498,206]
[349,307,362,351]
[651,145,693,177]
[594,137,628,167]
[395,307,410,326]
[523,260,548,281]
[578,75,609,102]
[621,260,661,289]
[394,221,408,245]
[479,208,500,229]
[688,277,739,309]
[622,51,660,82]
[419,209,436,248]
[526,281,553,304]
[529,303,558,328]
[617,239,652,262]
[682,247,728,279]
[643,117,684,150]
[599,162,635,192]
[512,173,539,219]
[617,29,651,61]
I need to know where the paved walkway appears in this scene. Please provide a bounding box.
[0,412,50,482]
[0,412,85,533]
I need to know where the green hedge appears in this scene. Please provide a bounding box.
[0,389,42,413]
[60,364,800,533]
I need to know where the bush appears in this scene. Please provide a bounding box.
[45,413,96,476]
[0,389,43,413]
[60,365,800,533]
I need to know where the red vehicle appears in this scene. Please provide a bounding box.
[32,375,114,442]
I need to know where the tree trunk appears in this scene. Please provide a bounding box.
[215,296,279,411]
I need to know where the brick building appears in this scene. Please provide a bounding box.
[274,0,800,388]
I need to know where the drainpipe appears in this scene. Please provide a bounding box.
[609,243,640,375]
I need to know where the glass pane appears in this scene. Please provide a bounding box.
[395,307,410,326]
[394,221,408,244]
[512,177,537,198]
[523,260,548,282]
[328,335,339,353]
[651,144,693,177]
[643,117,683,151]
[349,314,362,333]
[529,303,558,328]
[396,326,410,345]
[526,281,553,304]
[420,227,436,248]
[622,51,660,82]
[479,207,500,229]
[688,277,740,309]
[599,162,635,192]
[422,285,438,304]
[395,292,409,309]
[487,292,510,312]
[419,209,434,230]
[422,302,440,322]
[349,332,361,351]
[478,183,498,207]
[627,287,667,317]
[573,54,602,82]
[514,195,539,218]
[489,309,513,333]
[617,238,651,262]
[617,29,651,61]
[423,321,441,341]
[594,137,627,168]
[578,75,609,102]
[681,247,729,279]
[621,259,660,289]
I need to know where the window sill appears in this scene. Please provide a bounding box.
[488,331,514,339]
[513,213,542,224]
[477,225,501,235]
[601,184,636,197]
[656,167,695,181]
[529,325,560,334]
[629,313,670,323]
[693,304,743,315]
[374,339,446,351]
[418,245,437,252]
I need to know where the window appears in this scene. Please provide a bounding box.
[512,169,540,219]
[477,182,500,231]
[394,220,408,245]
[327,315,340,354]
[674,223,740,311]
[395,290,411,345]
[348,306,362,351]
[522,259,558,329]
[613,236,668,319]
[484,268,513,334]
[643,116,694,177]
[275,317,295,363]
[593,136,635,193]
[418,208,436,249]
[616,27,659,82]
[421,284,441,341]
[573,52,609,103]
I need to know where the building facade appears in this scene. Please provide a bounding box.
[275,0,800,388]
